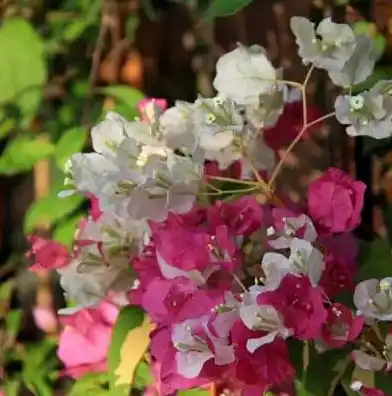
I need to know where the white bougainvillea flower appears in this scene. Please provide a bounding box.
[159,101,199,156]
[62,153,119,197]
[91,112,128,157]
[57,250,135,311]
[192,96,244,152]
[172,317,235,378]
[241,132,276,176]
[245,84,285,129]
[354,278,392,320]
[335,82,392,139]
[262,238,324,288]
[268,212,318,249]
[239,303,291,353]
[213,44,277,106]
[352,333,392,372]
[290,16,356,70]
[328,34,377,88]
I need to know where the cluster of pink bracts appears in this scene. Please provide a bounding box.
[26,99,391,396]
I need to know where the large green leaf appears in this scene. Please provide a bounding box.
[204,0,252,19]
[55,126,87,169]
[0,135,55,175]
[24,184,84,233]
[357,238,392,281]
[52,213,84,247]
[99,85,145,120]
[108,305,146,393]
[298,347,351,396]
[0,18,46,124]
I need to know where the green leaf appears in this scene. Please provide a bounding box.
[22,338,58,396]
[0,135,55,175]
[69,373,109,396]
[108,305,145,393]
[300,347,351,396]
[52,213,84,247]
[351,67,392,95]
[204,0,252,19]
[375,371,392,394]
[357,238,392,281]
[55,126,87,169]
[24,184,84,233]
[287,338,304,378]
[100,85,145,114]
[6,309,22,338]
[133,360,152,389]
[2,380,21,396]
[353,22,387,56]
[178,388,209,396]
[62,0,101,42]
[0,18,46,124]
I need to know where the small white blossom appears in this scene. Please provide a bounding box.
[213,44,277,106]
[262,238,324,288]
[328,35,378,88]
[290,16,356,70]
[354,278,392,320]
[335,82,392,139]
[239,303,290,353]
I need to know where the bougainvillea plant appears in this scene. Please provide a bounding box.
[27,15,392,396]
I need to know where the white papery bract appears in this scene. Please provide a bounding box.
[56,211,145,310]
[62,112,202,222]
[213,44,277,106]
[262,238,324,288]
[239,303,290,353]
[290,17,356,71]
[352,333,392,371]
[354,278,392,321]
[327,35,377,88]
[335,80,392,139]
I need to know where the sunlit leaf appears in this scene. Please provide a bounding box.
[0,135,55,175]
[99,85,145,119]
[55,126,87,169]
[6,309,22,338]
[24,183,84,233]
[108,306,152,393]
[0,18,46,124]
[52,213,83,247]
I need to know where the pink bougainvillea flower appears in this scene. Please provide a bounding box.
[308,167,366,236]
[88,194,103,221]
[230,321,295,395]
[208,196,263,237]
[141,277,218,325]
[27,236,69,271]
[264,101,323,151]
[203,160,242,181]
[137,98,168,124]
[57,299,118,378]
[33,307,58,333]
[321,303,364,348]
[257,274,327,340]
[319,252,357,299]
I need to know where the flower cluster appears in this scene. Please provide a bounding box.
[27,15,392,396]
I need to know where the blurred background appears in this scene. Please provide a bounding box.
[0,0,391,394]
